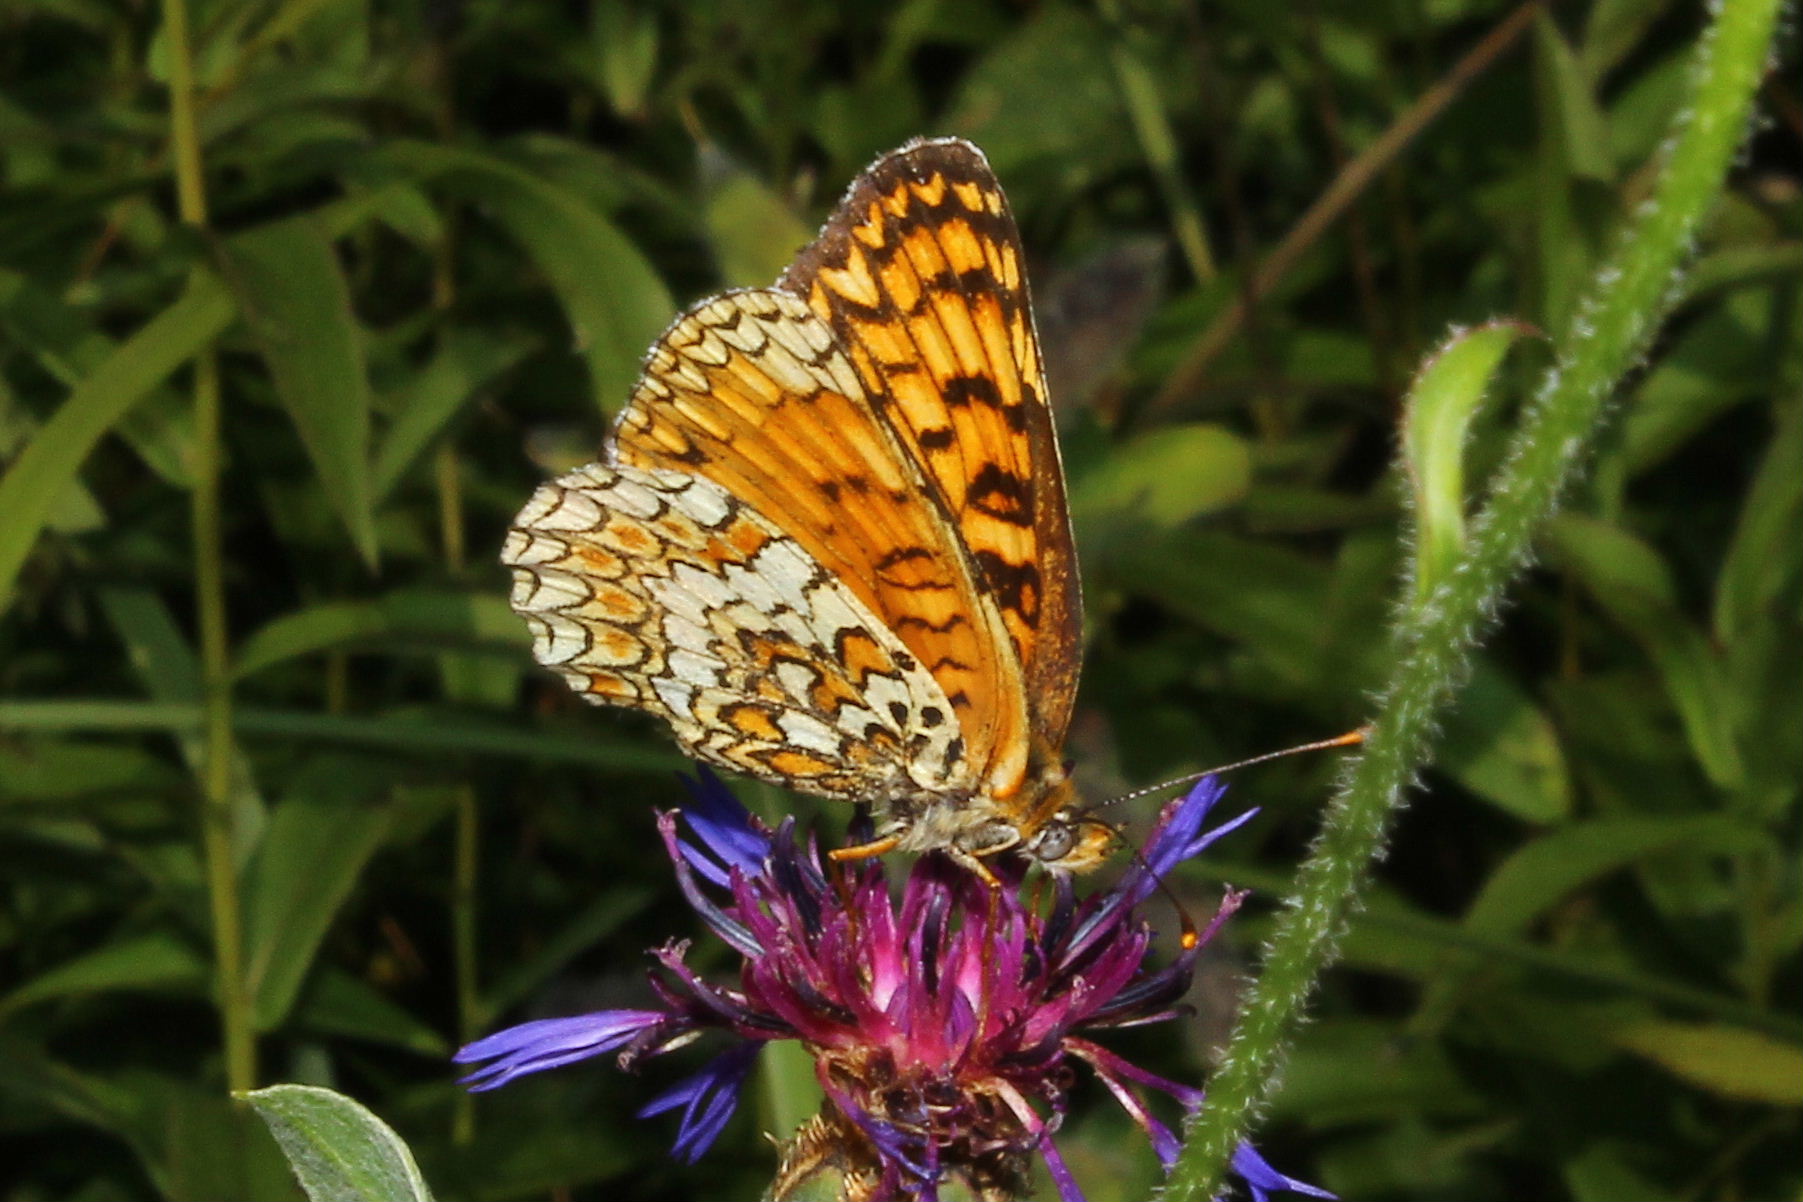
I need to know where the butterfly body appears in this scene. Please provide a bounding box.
[505,138,1111,873]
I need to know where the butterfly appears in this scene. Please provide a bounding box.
[503,137,1112,872]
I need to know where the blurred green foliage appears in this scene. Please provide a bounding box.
[1,2,1798,1200]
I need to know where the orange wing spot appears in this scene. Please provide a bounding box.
[724,519,768,562]
[927,292,987,375]
[604,518,658,556]
[878,253,923,314]
[671,395,733,441]
[595,582,646,620]
[809,670,864,714]
[585,671,637,699]
[951,180,986,212]
[836,628,894,685]
[939,222,989,274]
[740,632,801,670]
[912,171,949,208]
[818,250,883,309]
[985,238,1021,293]
[725,705,783,741]
[766,749,836,778]
[850,311,926,373]
[853,204,889,250]
[655,516,700,545]
[642,422,693,457]
[575,546,624,577]
[969,297,1021,407]
[596,628,642,664]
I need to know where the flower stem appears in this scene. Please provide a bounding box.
[163,0,255,1096]
[1161,1,1784,1197]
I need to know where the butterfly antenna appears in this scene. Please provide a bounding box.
[1086,819,1205,948]
[1093,727,1367,813]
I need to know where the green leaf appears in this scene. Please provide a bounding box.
[372,330,532,503]
[591,3,659,118]
[1613,1020,1803,1103]
[0,267,197,487]
[1533,13,1613,183]
[1265,1018,1477,1124]
[0,276,235,609]
[1546,515,1747,788]
[1070,423,1251,534]
[1564,1142,1680,1202]
[246,1084,434,1202]
[379,141,673,413]
[234,590,524,680]
[1401,321,1538,599]
[1713,389,1803,645]
[1436,658,1571,822]
[289,968,448,1056]
[1463,814,1765,937]
[480,887,650,1023]
[943,5,1133,179]
[0,737,178,801]
[702,156,814,288]
[245,758,394,1030]
[1606,289,1773,492]
[99,587,268,865]
[0,931,207,1019]
[0,699,680,771]
[1107,529,1349,691]
[218,214,379,567]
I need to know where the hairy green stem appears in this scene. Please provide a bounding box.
[163,0,254,1095]
[1161,1,1783,1196]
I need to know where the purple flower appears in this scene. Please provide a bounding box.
[455,771,1331,1202]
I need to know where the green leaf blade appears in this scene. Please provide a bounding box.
[219,216,379,567]
[246,1084,434,1202]
[0,278,235,609]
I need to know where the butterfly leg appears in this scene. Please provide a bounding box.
[828,833,903,863]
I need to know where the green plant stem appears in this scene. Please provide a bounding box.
[438,442,481,1143]
[1161,1,1783,1197]
[164,0,254,1096]
[451,783,479,1144]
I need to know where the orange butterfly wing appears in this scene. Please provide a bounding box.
[781,138,1083,793]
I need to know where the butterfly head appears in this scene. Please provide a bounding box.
[1020,811,1117,873]
[1002,757,1117,874]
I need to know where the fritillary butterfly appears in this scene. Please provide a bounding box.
[503,138,1107,871]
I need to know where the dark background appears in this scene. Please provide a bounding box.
[1,1,1798,1199]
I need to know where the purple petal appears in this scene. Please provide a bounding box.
[638,1042,761,1164]
[677,768,770,879]
[455,1010,665,1091]
[658,811,763,956]
[1231,1143,1336,1202]
[1138,777,1236,883]
[1033,1123,1086,1202]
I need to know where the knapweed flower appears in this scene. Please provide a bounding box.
[456,771,1331,1202]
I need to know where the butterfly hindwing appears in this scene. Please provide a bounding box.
[504,463,965,798]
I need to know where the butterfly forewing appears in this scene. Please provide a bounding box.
[781,139,1082,777]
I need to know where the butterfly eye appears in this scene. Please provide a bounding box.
[1026,821,1076,864]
